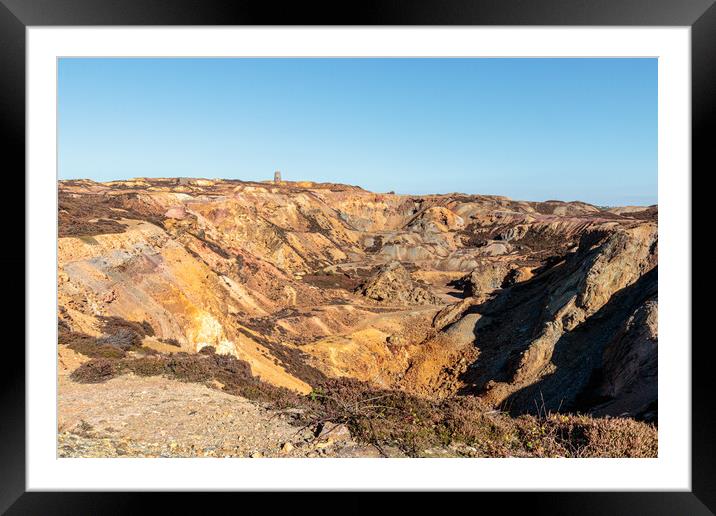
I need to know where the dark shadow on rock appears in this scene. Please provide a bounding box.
[451,231,657,422]
[499,268,657,419]
[454,253,578,395]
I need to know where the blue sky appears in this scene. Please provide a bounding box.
[58,58,657,206]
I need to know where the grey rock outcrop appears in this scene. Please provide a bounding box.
[356,261,440,305]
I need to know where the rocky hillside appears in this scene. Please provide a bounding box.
[57,177,658,456]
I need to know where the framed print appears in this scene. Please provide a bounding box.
[2,0,711,513]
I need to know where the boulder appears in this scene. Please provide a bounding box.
[356,261,440,305]
[457,261,511,297]
[406,206,465,233]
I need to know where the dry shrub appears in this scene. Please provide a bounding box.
[124,356,167,377]
[58,191,130,237]
[306,380,517,456]
[305,378,509,455]
[99,317,154,339]
[440,397,522,456]
[60,332,127,359]
[298,382,658,458]
[545,414,657,458]
[58,190,165,237]
[303,378,444,455]
[60,317,154,358]
[97,328,142,350]
[165,353,212,382]
[210,353,254,388]
[500,413,658,458]
[68,346,306,410]
[70,358,120,383]
[302,271,363,291]
[58,318,71,334]
[206,350,304,409]
[225,381,305,410]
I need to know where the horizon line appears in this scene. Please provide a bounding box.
[57,176,657,208]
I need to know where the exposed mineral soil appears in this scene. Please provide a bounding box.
[57,177,658,457]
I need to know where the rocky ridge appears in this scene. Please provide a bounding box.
[57,177,658,456]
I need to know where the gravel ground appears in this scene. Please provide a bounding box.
[57,374,402,458]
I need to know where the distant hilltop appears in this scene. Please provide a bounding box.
[58,176,657,217]
[59,176,367,193]
[57,177,658,213]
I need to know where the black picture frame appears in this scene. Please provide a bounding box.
[1,0,709,513]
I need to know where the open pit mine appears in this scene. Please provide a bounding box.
[57,177,658,458]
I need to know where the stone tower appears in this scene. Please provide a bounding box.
[274,170,281,183]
